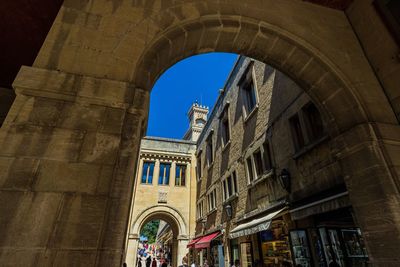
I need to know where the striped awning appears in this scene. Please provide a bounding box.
[229,208,286,239]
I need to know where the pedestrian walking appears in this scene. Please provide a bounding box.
[152,257,157,267]
[146,256,152,267]
[137,256,142,267]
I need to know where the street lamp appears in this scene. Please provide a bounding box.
[225,204,232,219]
[278,168,291,192]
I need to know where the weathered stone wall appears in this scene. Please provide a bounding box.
[0,66,148,266]
[195,57,344,234]
[195,57,400,267]
[347,0,400,121]
[0,88,15,127]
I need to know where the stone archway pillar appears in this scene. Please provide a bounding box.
[335,122,400,266]
[126,234,140,267]
[177,236,189,267]
[172,237,178,267]
[0,66,149,266]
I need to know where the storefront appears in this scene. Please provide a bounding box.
[258,220,292,266]
[210,238,225,267]
[189,231,223,267]
[187,237,202,265]
[229,207,292,267]
[289,191,369,267]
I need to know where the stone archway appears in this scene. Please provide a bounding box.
[0,1,399,266]
[127,206,189,267]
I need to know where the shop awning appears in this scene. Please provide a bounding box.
[187,237,202,248]
[194,231,221,249]
[289,192,350,220]
[229,208,286,239]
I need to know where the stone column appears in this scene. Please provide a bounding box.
[126,234,140,267]
[336,122,400,266]
[172,237,178,267]
[177,236,189,266]
[171,161,177,187]
[0,66,149,266]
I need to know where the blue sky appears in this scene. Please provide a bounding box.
[146,53,238,139]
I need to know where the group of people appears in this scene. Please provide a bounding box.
[188,259,239,267]
[136,255,169,267]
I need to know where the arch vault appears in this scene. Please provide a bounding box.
[0,1,399,266]
[127,206,189,267]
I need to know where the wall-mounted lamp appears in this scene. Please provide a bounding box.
[225,204,232,219]
[278,168,291,192]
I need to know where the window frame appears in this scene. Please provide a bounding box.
[262,140,273,172]
[222,171,239,202]
[239,62,259,120]
[253,149,264,179]
[289,113,306,152]
[207,188,217,212]
[289,102,327,154]
[175,163,187,187]
[197,199,205,220]
[302,103,325,142]
[141,161,155,184]
[206,133,214,167]
[245,138,275,187]
[220,105,231,148]
[196,152,202,181]
[246,157,255,184]
[158,162,171,186]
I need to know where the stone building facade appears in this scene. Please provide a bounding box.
[125,104,208,266]
[191,57,369,267]
[125,136,197,267]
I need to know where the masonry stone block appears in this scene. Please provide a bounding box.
[49,194,107,249]
[0,250,48,267]
[57,102,105,131]
[0,157,39,190]
[198,19,222,51]
[0,125,84,161]
[215,20,240,52]
[233,21,259,55]
[281,47,312,78]
[52,251,98,267]
[182,21,204,54]
[96,250,123,267]
[0,191,61,247]
[267,38,295,68]
[99,107,125,134]
[34,161,103,194]
[79,132,121,165]
[13,96,64,127]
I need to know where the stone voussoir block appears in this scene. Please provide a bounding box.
[13,66,136,109]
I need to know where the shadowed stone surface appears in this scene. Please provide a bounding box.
[0,0,399,266]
